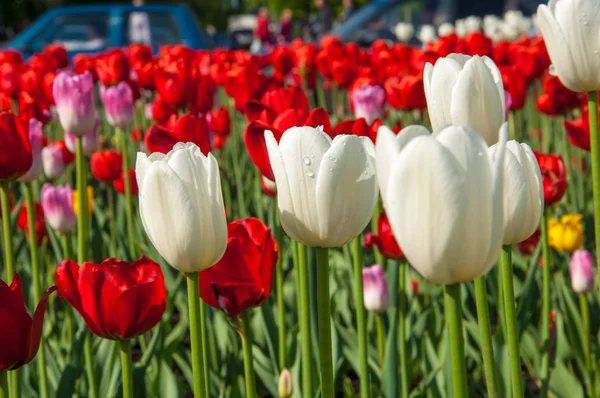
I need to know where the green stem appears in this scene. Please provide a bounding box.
[474,276,498,398]
[120,340,133,398]
[118,129,136,259]
[500,245,523,398]
[83,334,97,398]
[444,284,467,398]
[375,314,385,367]
[0,182,14,282]
[398,261,408,398]
[0,372,7,398]
[230,129,247,218]
[61,234,72,260]
[241,312,257,398]
[352,237,369,398]
[275,208,286,369]
[587,92,600,278]
[383,260,399,398]
[186,272,207,398]
[315,247,334,398]
[540,208,552,398]
[77,136,97,398]
[371,202,384,269]
[24,184,48,398]
[579,295,592,381]
[199,300,209,398]
[296,243,313,398]
[107,188,117,257]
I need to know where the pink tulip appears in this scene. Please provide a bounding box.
[18,118,43,182]
[570,249,594,294]
[352,85,385,125]
[65,120,98,156]
[42,145,66,180]
[53,71,96,136]
[362,264,390,312]
[41,183,76,234]
[100,82,135,129]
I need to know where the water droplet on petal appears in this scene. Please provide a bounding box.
[307,170,315,178]
[303,156,311,165]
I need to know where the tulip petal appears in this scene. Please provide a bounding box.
[25,285,57,365]
[386,136,468,284]
[450,56,504,145]
[140,161,203,272]
[425,57,463,130]
[316,135,378,247]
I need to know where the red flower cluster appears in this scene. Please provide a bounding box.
[364,212,404,260]
[199,218,278,319]
[0,111,32,182]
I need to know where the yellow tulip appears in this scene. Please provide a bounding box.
[73,186,94,216]
[548,213,584,253]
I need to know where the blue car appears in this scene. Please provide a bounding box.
[6,4,212,58]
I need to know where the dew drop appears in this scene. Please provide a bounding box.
[303,156,311,165]
[306,170,315,178]
[310,154,315,158]
[329,167,333,171]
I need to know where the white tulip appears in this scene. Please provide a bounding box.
[438,22,455,37]
[489,141,544,245]
[424,54,506,146]
[265,126,378,248]
[385,124,507,285]
[136,143,227,273]
[455,19,468,37]
[417,24,437,44]
[394,22,414,43]
[465,16,482,32]
[536,0,600,92]
[375,125,429,210]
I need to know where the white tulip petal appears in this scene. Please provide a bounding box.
[450,56,504,145]
[135,152,152,189]
[387,136,468,284]
[316,135,378,247]
[140,162,203,272]
[426,58,463,130]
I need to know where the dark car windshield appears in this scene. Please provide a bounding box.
[29,13,109,53]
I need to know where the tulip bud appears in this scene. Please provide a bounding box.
[489,141,544,245]
[410,279,419,296]
[570,249,594,294]
[278,368,293,398]
[42,145,66,180]
[18,118,43,183]
[352,85,385,125]
[137,143,228,273]
[417,24,437,44]
[52,71,96,136]
[41,183,76,234]
[265,126,378,248]
[424,54,505,146]
[100,81,135,129]
[548,214,584,254]
[65,122,98,156]
[362,265,390,313]
[438,22,455,37]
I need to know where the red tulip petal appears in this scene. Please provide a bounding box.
[145,125,178,154]
[0,309,23,371]
[55,260,84,313]
[243,120,280,181]
[285,86,309,114]
[210,282,265,318]
[304,108,332,135]
[24,285,56,365]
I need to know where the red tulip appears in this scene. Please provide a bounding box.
[224,64,268,112]
[91,150,123,182]
[463,32,493,57]
[564,109,595,151]
[43,44,69,70]
[410,279,419,296]
[332,118,379,141]
[199,218,278,318]
[364,212,404,260]
[385,74,426,111]
[150,95,176,124]
[145,114,211,155]
[0,111,32,182]
[502,68,528,111]
[154,61,196,109]
[95,49,130,86]
[55,257,166,340]
[73,54,97,81]
[54,140,76,166]
[534,152,567,206]
[0,274,55,371]
[0,49,24,65]
[18,91,50,126]
[270,46,296,76]
[0,62,22,98]
[210,106,231,137]
[17,202,47,245]
[114,169,138,195]
[517,229,541,256]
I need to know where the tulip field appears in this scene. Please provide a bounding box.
[3,3,600,398]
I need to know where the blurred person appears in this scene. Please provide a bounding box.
[338,0,355,22]
[313,0,333,40]
[128,0,151,45]
[279,9,293,44]
[252,7,273,53]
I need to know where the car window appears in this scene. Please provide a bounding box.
[124,12,182,46]
[32,13,109,52]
